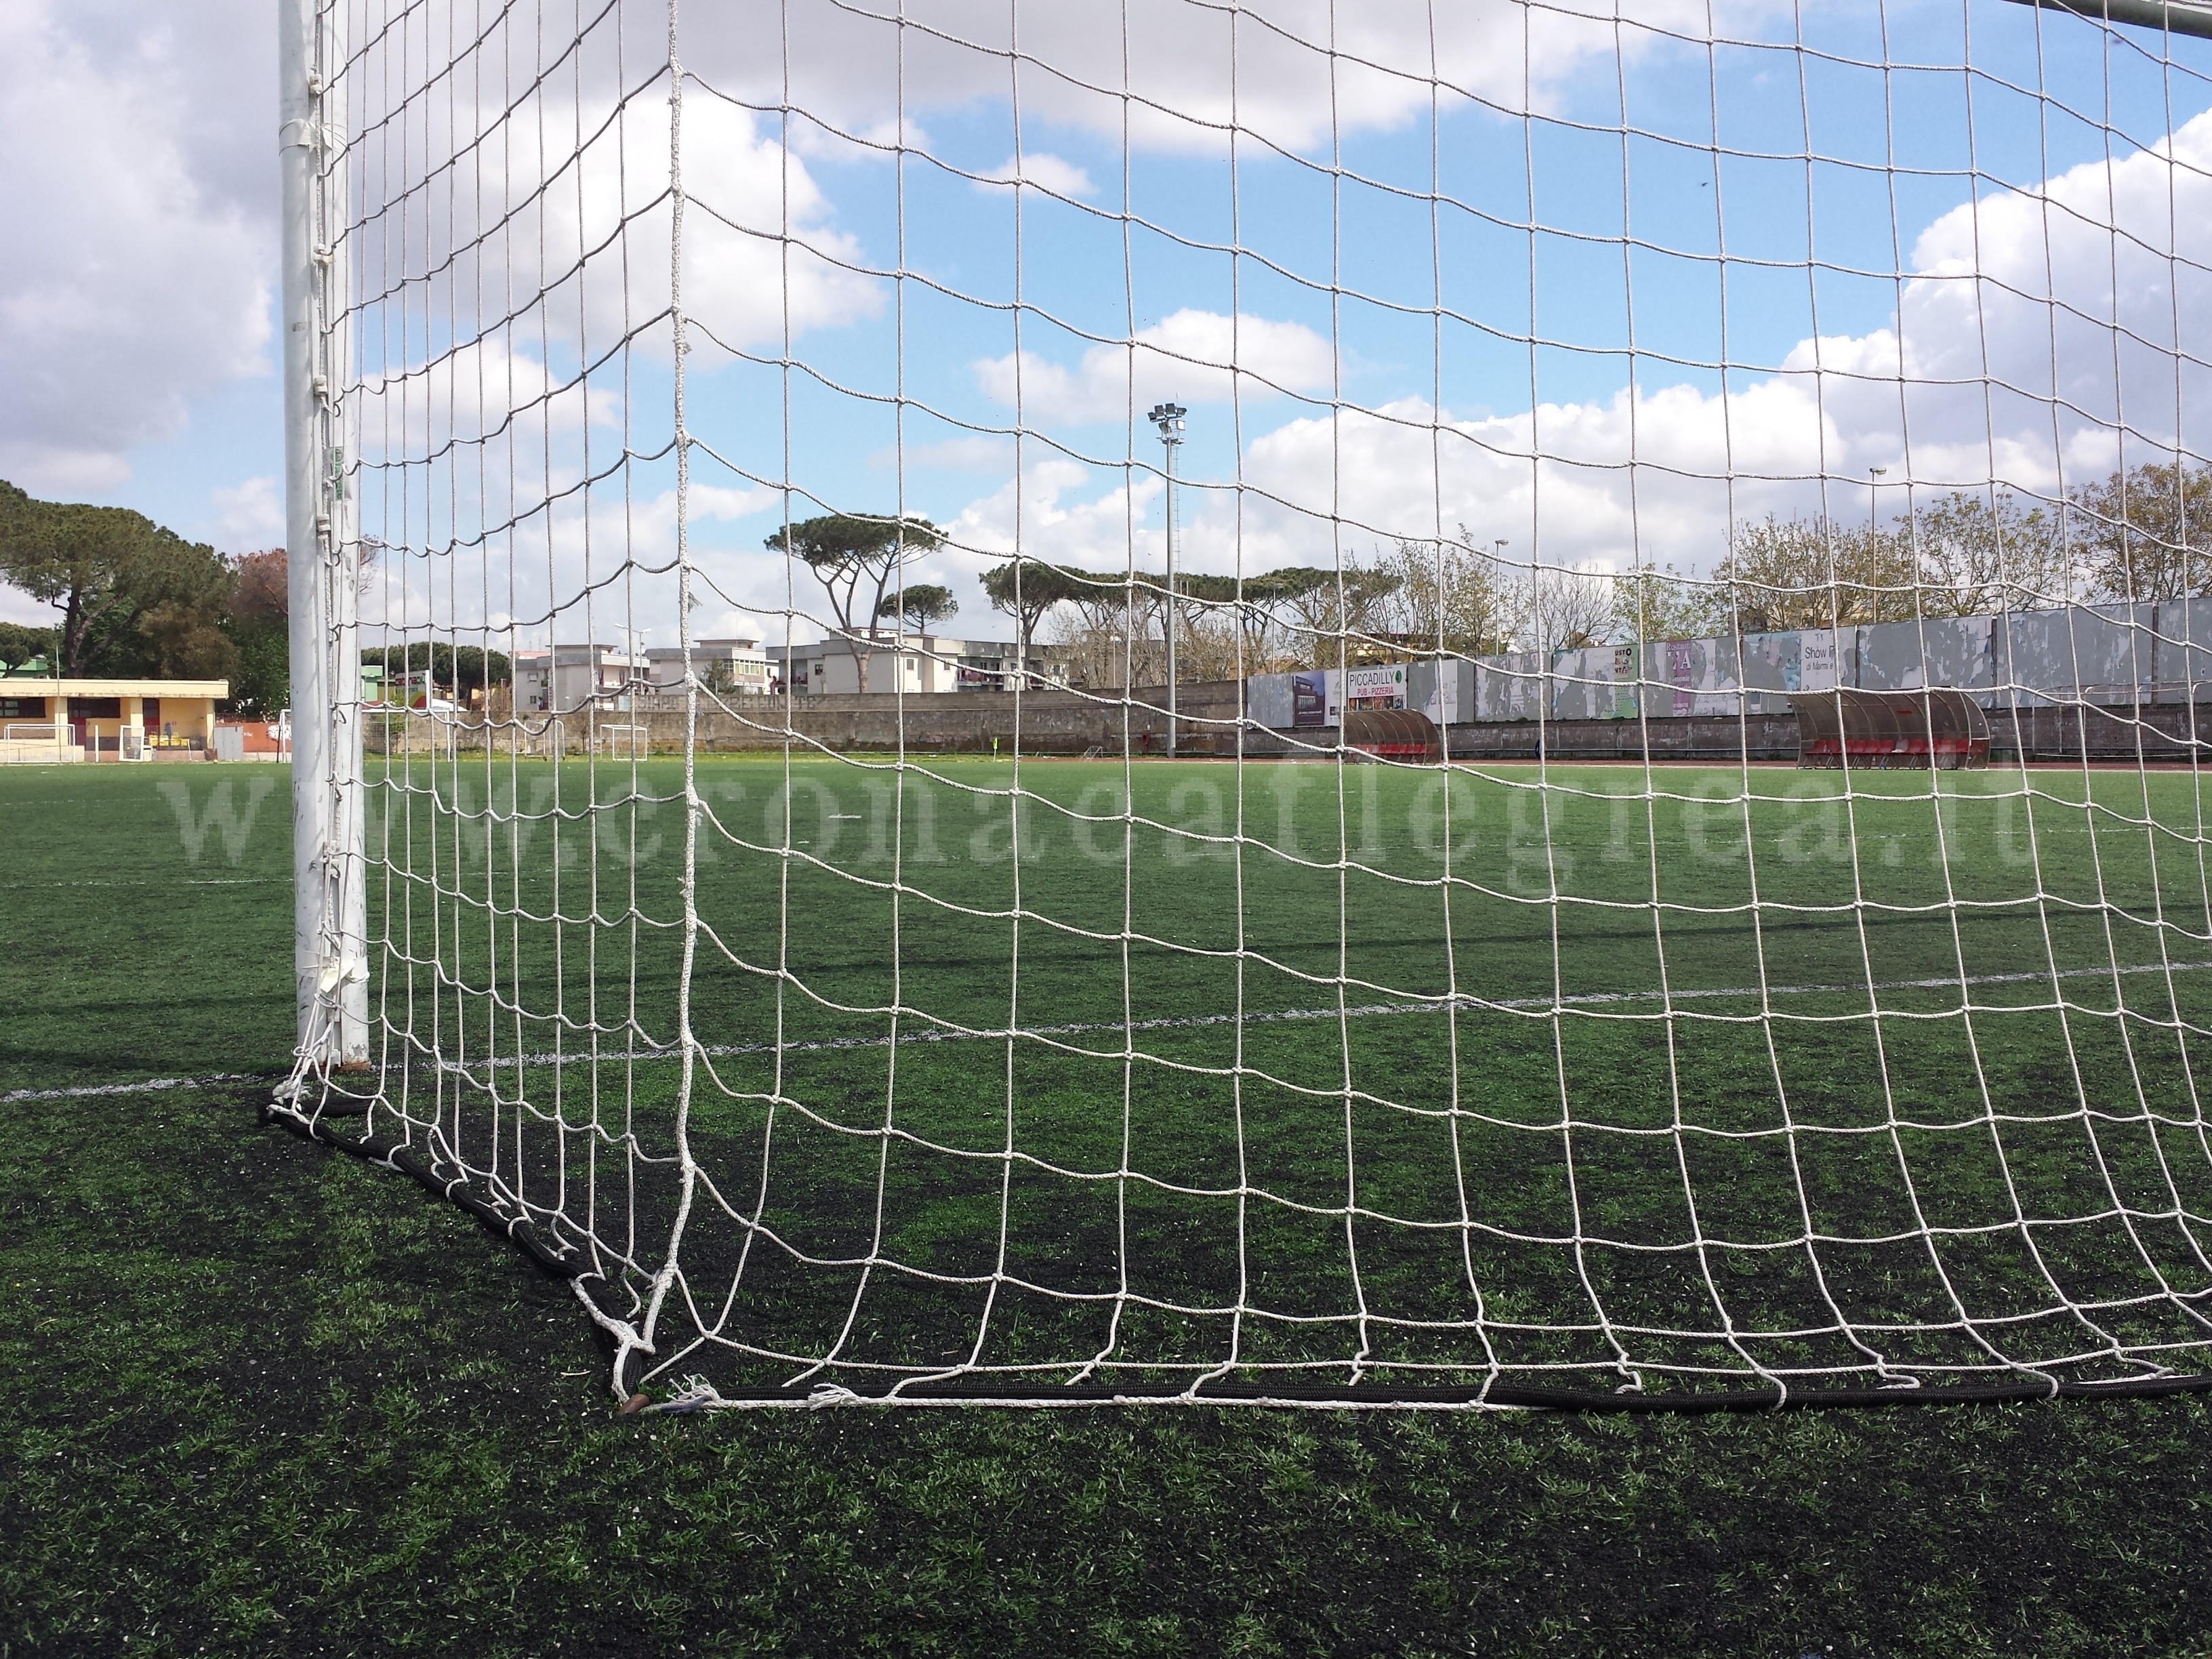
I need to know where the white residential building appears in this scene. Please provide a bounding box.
[766,634,1069,695]
[644,636,771,696]
[514,644,648,714]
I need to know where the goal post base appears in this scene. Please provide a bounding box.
[632,1373,2212,1414]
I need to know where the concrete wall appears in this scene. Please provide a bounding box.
[373,681,1251,758]
[1248,603,2212,732]
[371,674,2212,766]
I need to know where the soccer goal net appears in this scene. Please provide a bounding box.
[273,0,2212,1408]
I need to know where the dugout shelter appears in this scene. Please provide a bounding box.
[1342,708,1443,762]
[0,676,229,763]
[1789,687,1990,770]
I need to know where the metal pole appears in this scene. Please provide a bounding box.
[281,0,367,1069]
[1164,437,1177,758]
[1149,402,1185,758]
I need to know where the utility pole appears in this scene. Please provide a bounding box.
[1148,402,1186,756]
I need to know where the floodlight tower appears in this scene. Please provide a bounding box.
[1147,402,1187,756]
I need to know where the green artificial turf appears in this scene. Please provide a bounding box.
[9,759,2212,1654]
[346,752,2212,1399]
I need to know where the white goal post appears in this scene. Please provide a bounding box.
[279,0,366,1072]
[274,0,2212,1412]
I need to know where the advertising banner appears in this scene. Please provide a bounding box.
[1667,640,1695,716]
[1344,664,1408,709]
[1291,669,1330,727]
[1422,663,1462,726]
[1799,629,1838,691]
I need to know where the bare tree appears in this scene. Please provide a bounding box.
[1047,569,1157,688]
[1703,497,2076,628]
[1265,558,1404,660]
[1369,531,1523,657]
[1525,567,1616,653]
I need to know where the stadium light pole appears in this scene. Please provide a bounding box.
[281,0,367,1073]
[1148,402,1186,756]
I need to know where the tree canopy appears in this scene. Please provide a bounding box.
[0,620,57,671]
[876,581,958,632]
[2068,463,2212,602]
[980,559,1086,661]
[0,479,238,678]
[360,642,513,695]
[218,548,290,716]
[1704,487,2088,631]
[769,512,942,691]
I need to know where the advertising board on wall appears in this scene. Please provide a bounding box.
[1343,664,1408,710]
[1799,629,1839,692]
[1290,669,1333,727]
[1252,603,2212,733]
[1422,663,1461,725]
[1666,640,1696,716]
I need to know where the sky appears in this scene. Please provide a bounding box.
[5,0,2212,651]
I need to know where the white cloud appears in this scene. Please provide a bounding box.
[0,0,271,491]
[353,335,625,456]
[341,68,882,373]
[876,434,1018,471]
[357,476,780,640]
[643,94,886,354]
[975,152,1093,199]
[975,309,1336,426]
[0,586,51,628]
[680,0,1788,158]
[939,455,1160,567]
[934,106,2212,585]
[211,475,283,550]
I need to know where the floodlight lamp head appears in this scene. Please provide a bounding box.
[1147,402,1187,444]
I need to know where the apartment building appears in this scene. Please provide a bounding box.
[514,644,647,714]
[643,636,771,696]
[766,635,1069,695]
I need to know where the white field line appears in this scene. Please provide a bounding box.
[1,1071,279,1105]
[493,956,2212,1072]
[18,958,2212,1106]
[1,878,282,888]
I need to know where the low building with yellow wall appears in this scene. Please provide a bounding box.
[0,677,230,763]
